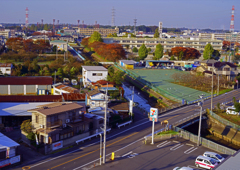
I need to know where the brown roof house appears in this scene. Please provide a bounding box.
[0,76,52,95]
[52,83,79,95]
[27,102,94,153]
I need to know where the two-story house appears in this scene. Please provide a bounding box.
[82,66,108,88]
[86,89,107,108]
[28,102,88,144]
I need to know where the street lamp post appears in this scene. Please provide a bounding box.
[197,95,204,146]
[99,133,102,165]
[211,63,214,113]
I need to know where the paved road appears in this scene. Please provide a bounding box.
[15,89,240,170]
[93,138,226,170]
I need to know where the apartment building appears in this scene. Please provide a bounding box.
[0,63,12,75]
[0,29,10,38]
[103,37,222,53]
[77,27,119,37]
[199,32,240,42]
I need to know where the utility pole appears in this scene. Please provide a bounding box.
[54,71,56,84]
[211,63,214,113]
[99,133,102,165]
[103,84,108,164]
[217,74,219,95]
[131,86,134,120]
[197,95,204,146]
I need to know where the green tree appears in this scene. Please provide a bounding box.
[147,48,151,53]
[43,24,49,31]
[234,102,240,112]
[56,68,64,78]
[153,44,163,60]
[170,56,175,60]
[89,31,103,44]
[154,28,159,38]
[70,67,77,77]
[132,47,138,52]
[138,44,148,60]
[178,51,184,60]
[203,43,214,60]
[20,119,32,134]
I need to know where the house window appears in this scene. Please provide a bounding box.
[6,69,10,71]
[36,115,39,123]
[92,73,102,76]
[224,68,230,71]
[0,151,6,159]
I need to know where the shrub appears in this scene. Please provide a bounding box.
[20,119,32,134]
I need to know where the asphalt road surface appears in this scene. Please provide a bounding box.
[15,89,240,170]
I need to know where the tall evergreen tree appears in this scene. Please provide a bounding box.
[138,44,148,60]
[203,43,214,60]
[153,44,163,60]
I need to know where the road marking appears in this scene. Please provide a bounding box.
[170,144,184,151]
[49,132,138,169]
[186,143,194,147]
[122,151,133,157]
[128,153,139,158]
[184,147,198,154]
[73,138,143,170]
[157,141,171,148]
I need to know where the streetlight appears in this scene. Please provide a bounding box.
[197,94,204,146]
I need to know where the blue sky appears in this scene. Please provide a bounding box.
[1,0,239,30]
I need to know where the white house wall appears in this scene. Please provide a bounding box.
[82,68,108,87]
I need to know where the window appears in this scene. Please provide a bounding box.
[6,69,10,71]
[204,160,210,165]
[224,68,230,71]
[36,115,39,123]
[197,158,203,162]
[92,73,102,76]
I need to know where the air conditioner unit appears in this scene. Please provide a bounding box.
[63,124,67,128]
[40,125,44,128]
[66,119,70,123]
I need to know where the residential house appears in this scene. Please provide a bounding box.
[119,60,136,69]
[50,40,68,51]
[196,61,238,80]
[0,63,13,75]
[52,83,79,95]
[28,102,88,144]
[91,80,115,90]
[86,89,106,108]
[0,133,20,168]
[82,66,108,88]
[108,102,129,119]
[0,76,52,95]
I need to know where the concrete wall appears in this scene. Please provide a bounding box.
[21,131,31,146]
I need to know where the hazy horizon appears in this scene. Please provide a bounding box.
[1,0,239,30]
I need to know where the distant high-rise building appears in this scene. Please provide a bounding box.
[159,22,163,38]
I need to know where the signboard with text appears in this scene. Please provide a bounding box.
[52,141,63,151]
[149,108,158,122]
[0,155,20,168]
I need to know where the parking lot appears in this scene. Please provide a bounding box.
[93,137,228,170]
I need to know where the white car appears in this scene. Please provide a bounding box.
[226,106,240,115]
[195,155,218,169]
[173,167,194,170]
[203,151,225,163]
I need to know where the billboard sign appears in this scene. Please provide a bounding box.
[52,141,63,151]
[149,108,158,122]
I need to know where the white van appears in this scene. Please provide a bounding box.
[195,155,218,169]
[203,151,225,163]
[226,106,240,115]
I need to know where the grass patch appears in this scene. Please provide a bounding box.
[218,89,233,95]
[213,109,240,125]
[157,130,178,135]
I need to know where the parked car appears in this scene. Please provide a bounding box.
[71,79,78,86]
[203,151,225,163]
[195,155,218,169]
[180,67,186,71]
[173,167,194,170]
[166,66,172,69]
[226,106,240,115]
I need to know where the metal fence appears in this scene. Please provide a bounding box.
[173,126,236,155]
[209,111,240,131]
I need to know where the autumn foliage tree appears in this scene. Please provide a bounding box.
[171,47,200,60]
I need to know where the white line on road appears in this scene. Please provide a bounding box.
[73,138,143,170]
[170,144,184,151]
[184,147,198,154]
[157,141,171,148]
[122,151,133,157]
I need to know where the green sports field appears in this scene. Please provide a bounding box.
[131,69,210,102]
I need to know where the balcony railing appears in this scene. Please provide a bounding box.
[47,119,62,128]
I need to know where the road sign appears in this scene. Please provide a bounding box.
[149,108,158,122]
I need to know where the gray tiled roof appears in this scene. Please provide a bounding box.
[82,66,108,71]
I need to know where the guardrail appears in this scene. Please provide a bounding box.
[76,128,111,144]
[68,44,85,60]
[117,120,132,129]
[187,94,217,105]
